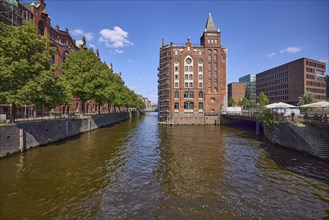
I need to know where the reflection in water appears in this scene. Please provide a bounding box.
[0,112,328,219]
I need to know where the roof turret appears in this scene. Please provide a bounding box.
[205,13,217,32]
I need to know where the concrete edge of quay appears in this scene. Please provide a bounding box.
[0,111,140,158]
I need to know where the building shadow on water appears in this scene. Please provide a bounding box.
[224,123,329,184]
[261,139,329,184]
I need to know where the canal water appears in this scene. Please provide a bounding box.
[0,112,328,219]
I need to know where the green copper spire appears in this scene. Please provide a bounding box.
[205,13,217,32]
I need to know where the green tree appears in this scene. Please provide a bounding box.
[257,92,269,108]
[297,91,315,113]
[62,49,104,115]
[248,99,256,108]
[228,97,236,107]
[297,91,315,106]
[0,21,62,122]
[238,97,249,108]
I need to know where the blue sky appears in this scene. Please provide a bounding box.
[26,0,329,103]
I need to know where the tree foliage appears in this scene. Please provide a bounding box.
[297,91,315,106]
[238,97,249,108]
[257,92,269,108]
[62,50,144,114]
[228,97,236,107]
[0,21,68,122]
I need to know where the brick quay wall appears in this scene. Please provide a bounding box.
[0,112,139,158]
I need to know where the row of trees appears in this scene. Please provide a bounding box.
[0,21,144,122]
[228,92,269,108]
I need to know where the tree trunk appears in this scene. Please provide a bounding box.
[10,103,16,123]
[107,103,111,114]
[81,100,86,115]
[98,104,101,114]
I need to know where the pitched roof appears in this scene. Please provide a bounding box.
[205,13,217,32]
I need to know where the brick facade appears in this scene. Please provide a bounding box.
[158,13,227,124]
[256,58,326,104]
[228,82,247,103]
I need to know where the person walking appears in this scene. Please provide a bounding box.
[291,111,295,122]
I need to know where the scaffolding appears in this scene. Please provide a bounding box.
[0,0,26,26]
[158,45,171,122]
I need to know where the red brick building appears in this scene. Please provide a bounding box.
[228,82,247,103]
[0,0,108,117]
[256,58,326,104]
[158,13,227,124]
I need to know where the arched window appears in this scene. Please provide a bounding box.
[208,49,212,54]
[63,51,69,62]
[38,21,44,35]
[174,102,179,109]
[50,55,55,64]
[184,102,194,109]
[198,91,203,99]
[214,49,217,54]
[174,91,179,98]
[184,91,194,98]
[198,103,203,110]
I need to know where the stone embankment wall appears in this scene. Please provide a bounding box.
[0,112,139,158]
[166,113,219,125]
[263,123,329,159]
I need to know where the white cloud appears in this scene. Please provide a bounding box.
[319,59,328,63]
[85,32,94,41]
[127,59,136,63]
[70,28,94,42]
[280,47,302,54]
[89,43,95,48]
[138,77,147,81]
[267,46,302,58]
[266,52,276,58]
[71,28,83,36]
[99,26,133,54]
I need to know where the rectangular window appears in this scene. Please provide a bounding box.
[199,74,203,80]
[185,74,188,80]
[214,71,217,76]
[199,66,203,72]
[189,66,193,72]
[174,82,178,88]
[214,63,217,69]
[175,74,178,80]
[189,74,193,80]
[189,82,193,88]
[199,82,203,88]
[208,71,211,76]
[185,66,188,72]
[175,66,178,72]
[185,82,188,88]
[208,63,212,69]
